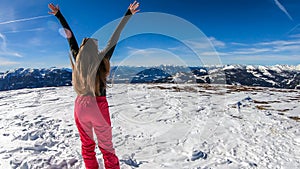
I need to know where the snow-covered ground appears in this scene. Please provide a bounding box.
[0,84,299,169]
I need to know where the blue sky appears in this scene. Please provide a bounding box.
[0,0,299,71]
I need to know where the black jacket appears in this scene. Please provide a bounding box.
[55,9,132,96]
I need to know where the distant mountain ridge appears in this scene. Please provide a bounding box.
[0,67,72,91]
[0,65,299,91]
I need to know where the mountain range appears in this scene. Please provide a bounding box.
[0,65,299,91]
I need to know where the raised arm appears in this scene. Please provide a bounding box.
[101,1,140,60]
[48,3,79,60]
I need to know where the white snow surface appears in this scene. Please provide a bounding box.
[0,84,299,169]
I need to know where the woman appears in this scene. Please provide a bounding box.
[48,2,140,169]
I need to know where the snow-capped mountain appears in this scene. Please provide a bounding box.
[0,64,299,91]
[111,64,300,89]
[0,67,72,91]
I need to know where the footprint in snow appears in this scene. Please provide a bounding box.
[120,153,148,168]
[191,150,208,161]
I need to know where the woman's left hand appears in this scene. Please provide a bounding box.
[128,1,140,15]
[48,3,60,15]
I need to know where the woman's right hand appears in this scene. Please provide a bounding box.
[48,3,60,15]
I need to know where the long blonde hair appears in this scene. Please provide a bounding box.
[69,38,110,96]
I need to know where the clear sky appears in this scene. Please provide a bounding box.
[0,0,299,71]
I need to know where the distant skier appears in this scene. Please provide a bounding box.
[48,1,140,169]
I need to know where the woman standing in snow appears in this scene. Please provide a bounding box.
[48,1,140,169]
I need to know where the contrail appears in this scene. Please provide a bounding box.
[0,15,51,25]
[0,33,7,50]
[0,33,22,57]
[2,27,45,34]
[274,0,293,21]
[286,24,300,36]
